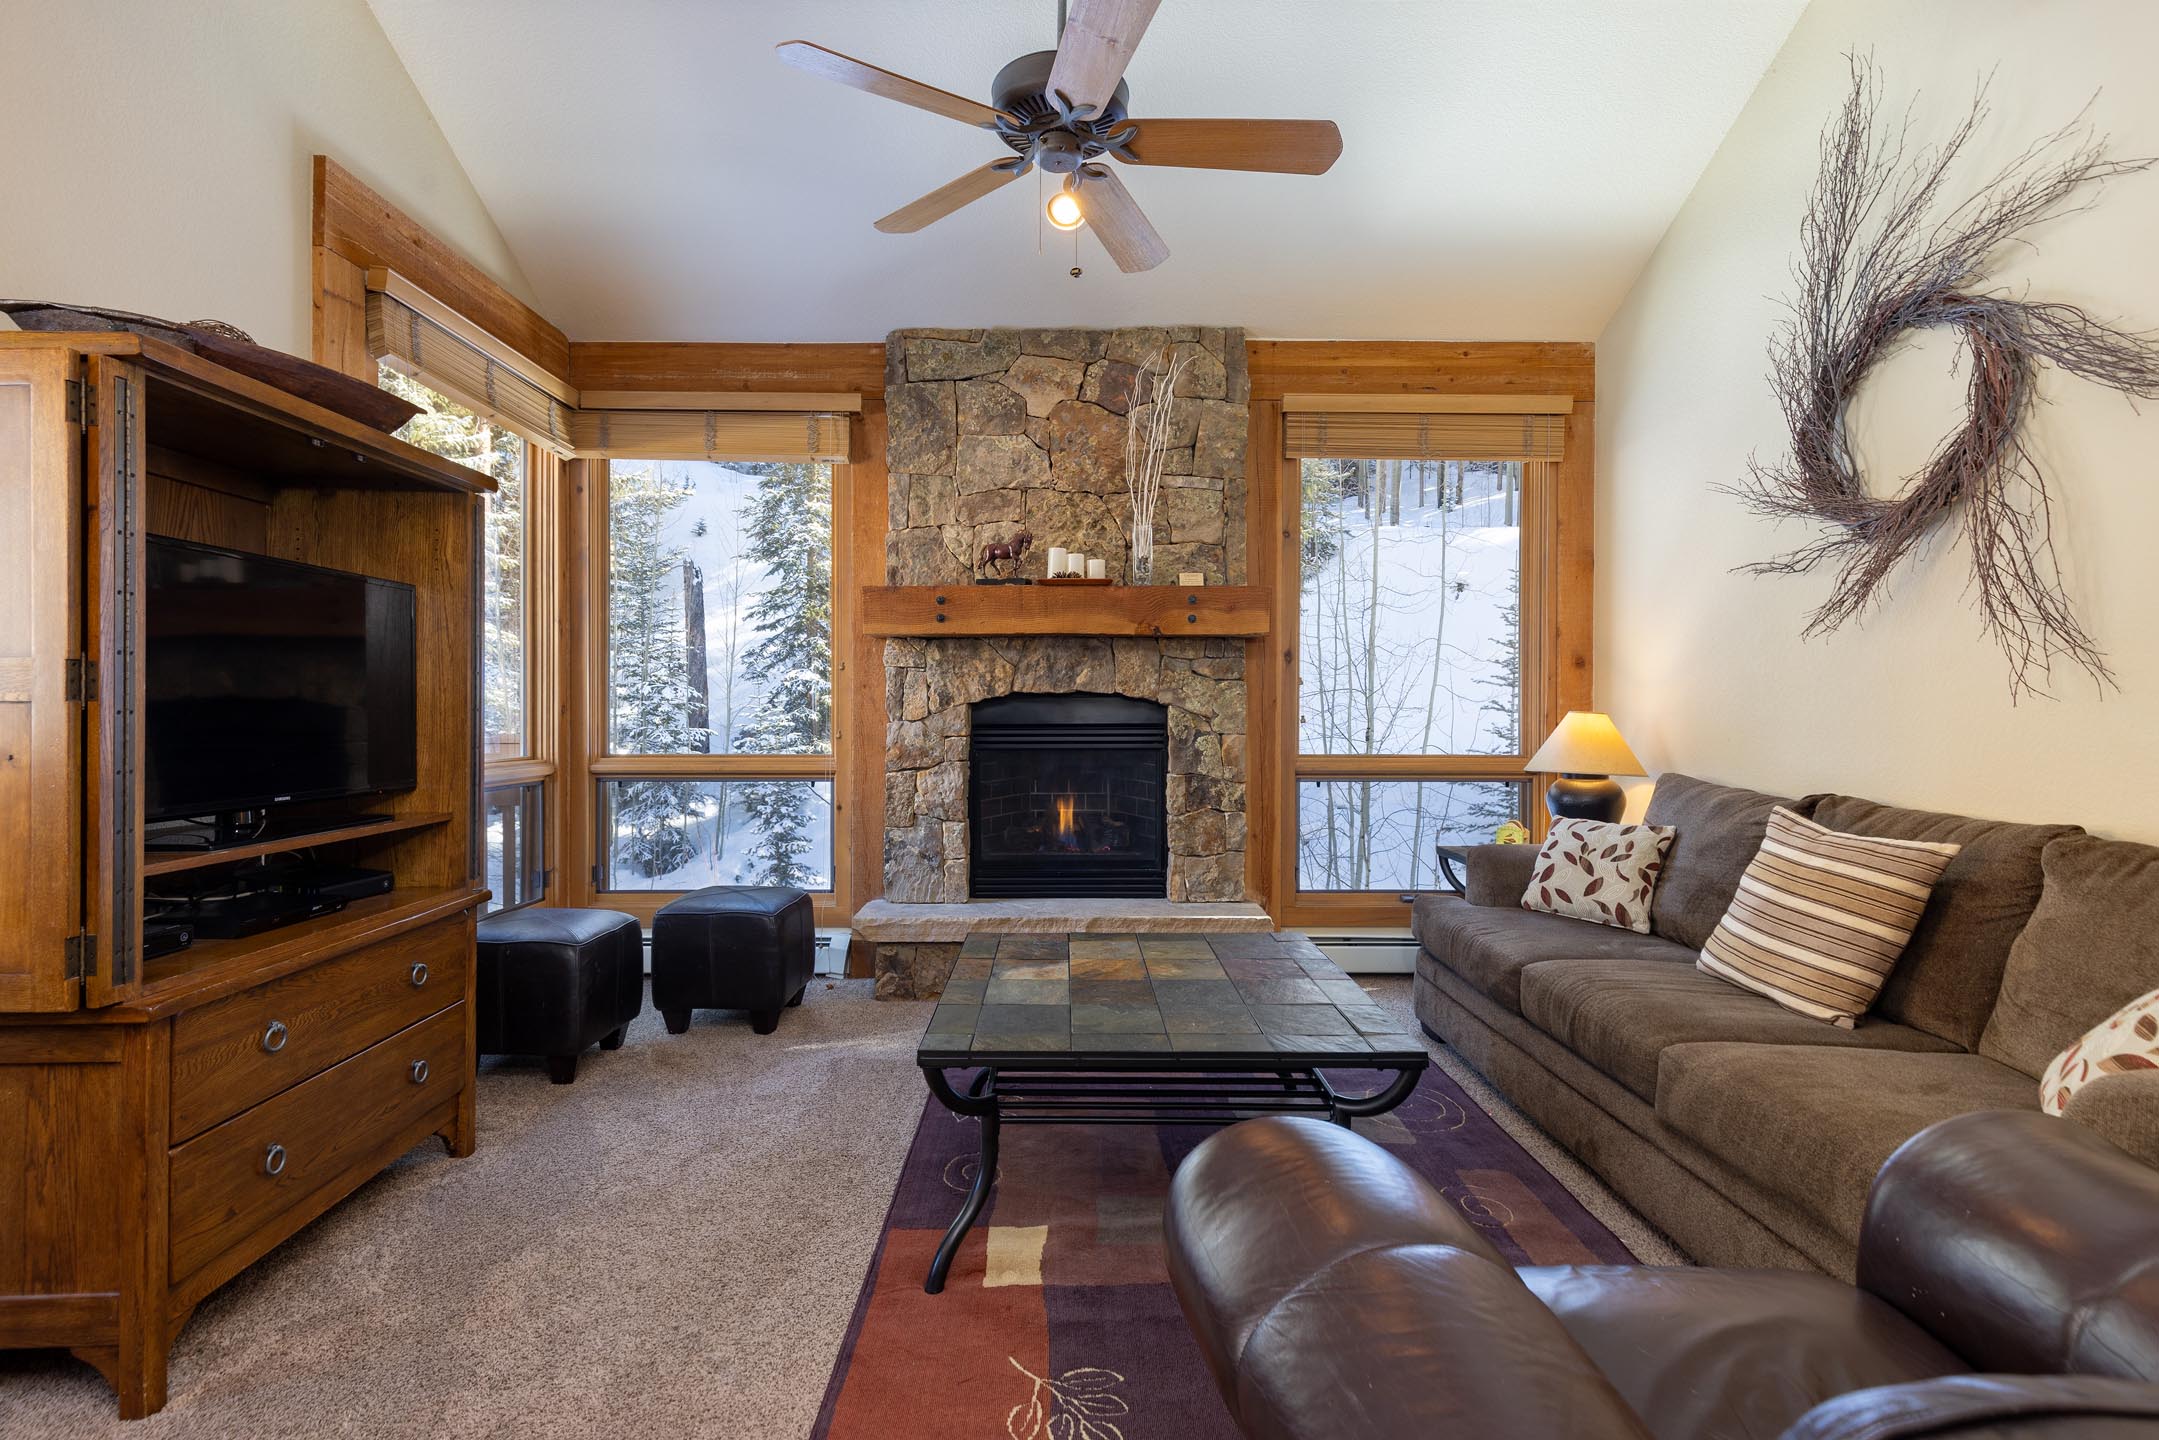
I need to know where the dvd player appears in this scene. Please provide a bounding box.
[180,892,347,940]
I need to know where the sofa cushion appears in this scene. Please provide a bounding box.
[1644,772,1813,950]
[1805,794,2081,1049]
[1979,834,2159,1079]
[1522,1265,1967,1440]
[2064,1071,2159,1169]
[1520,957,1963,1104]
[1657,1043,2040,1244]
[1418,905,1694,1016]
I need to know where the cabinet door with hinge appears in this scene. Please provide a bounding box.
[83,354,146,1005]
[0,345,89,1011]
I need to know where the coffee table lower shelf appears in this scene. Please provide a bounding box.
[916,1055,1427,1294]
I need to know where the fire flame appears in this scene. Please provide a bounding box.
[1054,795,1077,841]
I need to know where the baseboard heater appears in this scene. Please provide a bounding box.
[1308,933,1420,975]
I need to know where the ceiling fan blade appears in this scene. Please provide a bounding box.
[1073,166,1169,273]
[775,41,1003,128]
[1046,0,1162,115]
[875,162,1024,234]
[1121,118,1344,175]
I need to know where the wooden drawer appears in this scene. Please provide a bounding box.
[170,915,469,1140]
[168,1003,464,1282]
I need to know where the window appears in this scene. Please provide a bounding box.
[484,781,546,913]
[1295,457,1535,894]
[381,363,528,759]
[606,460,832,758]
[599,458,839,898]
[1297,780,1525,891]
[598,778,834,892]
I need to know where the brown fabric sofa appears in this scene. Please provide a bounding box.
[1164,1109,2159,1440]
[1411,772,2159,1277]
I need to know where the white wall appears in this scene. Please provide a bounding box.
[1597,0,2159,842]
[0,0,534,358]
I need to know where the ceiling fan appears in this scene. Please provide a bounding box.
[775,0,1343,273]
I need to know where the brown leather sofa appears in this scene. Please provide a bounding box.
[1164,1109,2159,1440]
[1412,773,2159,1277]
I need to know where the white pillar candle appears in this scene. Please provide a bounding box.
[1067,551,1085,577]
[1087,556,1106,580]
[1046,546,1068,576]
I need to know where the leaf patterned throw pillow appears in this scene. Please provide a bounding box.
[1520,818,1676,934]
[2041,986,2159,1116]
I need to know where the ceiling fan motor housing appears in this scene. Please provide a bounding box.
[990,50,1134,172]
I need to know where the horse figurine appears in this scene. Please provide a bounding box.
[979,528,1033,581]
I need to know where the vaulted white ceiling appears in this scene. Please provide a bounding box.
[366,0,1807,342]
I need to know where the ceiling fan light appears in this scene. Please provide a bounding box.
[1046,189,1085,231]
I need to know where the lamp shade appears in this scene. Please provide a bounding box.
[1525,711,1645,777]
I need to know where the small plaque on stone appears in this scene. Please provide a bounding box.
[1177,572,1206,587]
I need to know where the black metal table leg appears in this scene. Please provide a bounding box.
[1318,1064,1424,1127]
[923,1067,1000,1294]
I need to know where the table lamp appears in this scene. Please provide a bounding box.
[1524,711,1645,823]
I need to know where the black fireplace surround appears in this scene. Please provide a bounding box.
[968,693,1169,898]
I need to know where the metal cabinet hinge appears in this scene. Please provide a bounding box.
[65,657,98,702]
[64,378,95,429]
[64,932,97,980]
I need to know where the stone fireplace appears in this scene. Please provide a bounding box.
[871,325,1256,996]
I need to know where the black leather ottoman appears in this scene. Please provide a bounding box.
[475,908,645,1083]
[651,886,814,1035]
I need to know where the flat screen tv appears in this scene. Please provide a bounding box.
[145,538,418,822]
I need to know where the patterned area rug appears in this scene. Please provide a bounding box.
[811,1062,1636,1439]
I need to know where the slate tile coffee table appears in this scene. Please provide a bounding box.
[914,930,1429,1292]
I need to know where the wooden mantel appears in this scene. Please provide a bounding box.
[859,584,1272,638]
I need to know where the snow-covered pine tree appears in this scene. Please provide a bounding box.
[732,462,833,888]
[607,462,707,877]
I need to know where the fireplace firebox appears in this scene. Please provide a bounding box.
[968,693,1169,898]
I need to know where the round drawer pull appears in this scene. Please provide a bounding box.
[409,962,429,988]
[262,1143,287,1177]
[261,1020,289,1053]
[410,1059,430,1085]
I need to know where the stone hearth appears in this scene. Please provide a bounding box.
[854,897,1273,1000]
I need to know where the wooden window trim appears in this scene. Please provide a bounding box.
[1253,355,1593,930]
[311,164,568,906]
[569,453,854,925]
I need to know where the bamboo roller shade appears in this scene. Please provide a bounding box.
[368,286,576,455]
[365,272,853,464]
[1282,395,1570,461]
[563,408,852,463]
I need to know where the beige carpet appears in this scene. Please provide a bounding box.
[0,975,1677,1438]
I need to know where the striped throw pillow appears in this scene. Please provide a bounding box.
[1698,807,1960,1029]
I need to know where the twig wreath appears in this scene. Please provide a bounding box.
[1729,58,2159,699]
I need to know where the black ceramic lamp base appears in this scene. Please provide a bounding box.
[1546,774,1624,824]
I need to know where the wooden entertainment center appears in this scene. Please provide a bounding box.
[0,333,489,1417]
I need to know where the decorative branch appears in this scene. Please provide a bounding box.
[1728,56,2159,698]
[1124,345,1193,584]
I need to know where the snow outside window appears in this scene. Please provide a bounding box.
[1297,457,1531,891]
